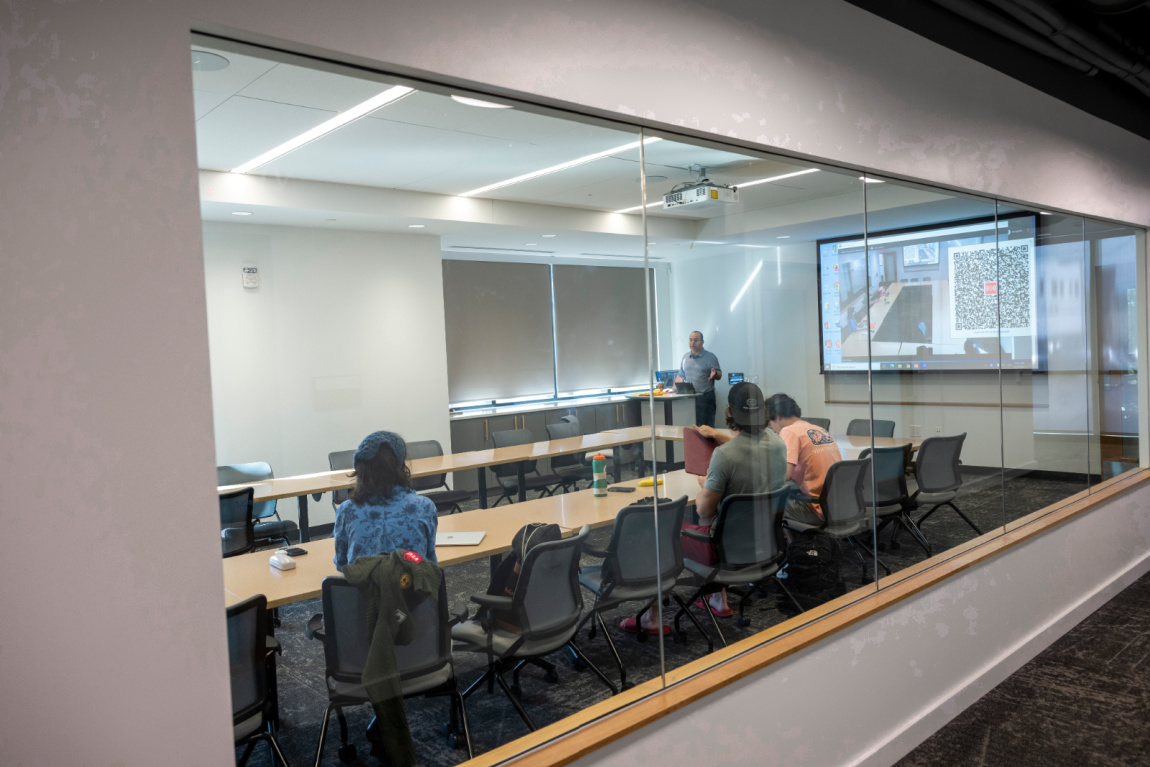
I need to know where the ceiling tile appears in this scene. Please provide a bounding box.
[238,61,391,113]
[196,97,336,172]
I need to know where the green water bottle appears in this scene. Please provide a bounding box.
[592,453,608,497]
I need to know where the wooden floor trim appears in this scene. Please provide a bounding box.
[462,469,1150,767]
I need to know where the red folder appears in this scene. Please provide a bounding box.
[683,427,718,476]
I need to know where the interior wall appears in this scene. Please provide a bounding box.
[203,222,451,527]
[4,1,1150,765]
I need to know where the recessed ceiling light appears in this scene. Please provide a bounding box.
[231,85,414,174]
[525,243,538,246]
[408,224,426,228]
[191,50,229,72]
[460,137,661,197]
[639,175,668,183]
[695,241,726,245]
[777,235,791,239]
[542,234,557,238]
[451,95,512,109]
[1039,211,1052,215]
[859,176,885,183]
[231,211,253,216]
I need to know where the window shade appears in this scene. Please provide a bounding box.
[553,264,652,392]
[442,260,556,402]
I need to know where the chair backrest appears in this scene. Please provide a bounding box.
[328,450,356,509]
[711,488,790,569]
[509,526,589,643]
[219,487,255,558]
[846,419,896,438]
[406,439,447,492]
[806,417,831,431]
[819,458,871,537]
[217,462,276,520]
[226,594,269,727]
[560,414,580,429]
[914,433,966,494]
[319,574,451,686]
[860,444,913,508]
[491,428,538,477]
[545,420,581,469]
[600,496,686,592]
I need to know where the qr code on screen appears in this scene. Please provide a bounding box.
[949,241,1034,337]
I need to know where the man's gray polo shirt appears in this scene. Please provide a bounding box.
[679,349,721,393]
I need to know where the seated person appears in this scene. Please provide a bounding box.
[333,430,438,571]
[622,383,786,633]
[765,393,842,527]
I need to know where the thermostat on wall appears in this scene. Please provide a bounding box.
[242,266,259,289]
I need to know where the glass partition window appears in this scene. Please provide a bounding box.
[195,37,1145,767]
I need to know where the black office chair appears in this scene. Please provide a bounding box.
[675,488,800,647]
[546,420,593,492]
[451,526,617,730]
[218,462,299,547]
[327,449,356,512]
[306,576,473,763]
[846,419,896,438]
[785,458,890,583]
[560,414,640,476]
[220,487,256,558]
[860,443,931,557]
[489,428,566,506]
[408,439,475,514]
[907,433,980,537]
[577,496,707,688]
[806,417,831,432]
[228,594,290,767]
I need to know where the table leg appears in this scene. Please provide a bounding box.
[612,445,622,483]
[298,494,311,543]
[478,468,487,509]
[517,464,527,503]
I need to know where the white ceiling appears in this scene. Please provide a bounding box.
[192,44,975,262]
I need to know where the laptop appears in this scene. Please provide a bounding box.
[435,531,487,546]
[674,381,696,394]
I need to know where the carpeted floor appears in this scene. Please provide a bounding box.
[896,568,1150,767]
[238,468,1091,767]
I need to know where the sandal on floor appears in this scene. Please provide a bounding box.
[619,616,670,636]
[695,598,735,618]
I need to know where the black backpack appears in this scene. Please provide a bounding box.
[780,530,845,615]
[483,522,563,631]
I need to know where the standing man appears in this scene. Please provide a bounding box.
[676,330,722,427]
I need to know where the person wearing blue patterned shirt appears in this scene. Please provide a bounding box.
[334,430,438,571]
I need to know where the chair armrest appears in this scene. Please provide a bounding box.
[448,601,470,627]
[582,546,609,559]
[305,613,324,642]
[470,593,513,610]
[681,528,711,543]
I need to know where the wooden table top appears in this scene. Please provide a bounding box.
[218,427,656,503]
[222,470,700,609]
[615,425,922,460]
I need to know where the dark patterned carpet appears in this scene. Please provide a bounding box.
[897,569,1150,767]
[238,468,1100,766]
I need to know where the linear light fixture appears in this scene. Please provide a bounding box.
[460,137,662,198]
[231,85,415,174]
[615,168,820,213]
[730,260,763,313]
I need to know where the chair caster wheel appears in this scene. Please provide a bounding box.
[447,730,466,749]
[571,656,587,672]
[636,630,648,643]
[861,576,873,585]
[737,616,750,628]
[543,669,559,683]
[588,627,597,640]
[889,540,902,550]
[510,684,523,698]
[622,681,635,691]
[337,743,357,763]
[674,631,688,644]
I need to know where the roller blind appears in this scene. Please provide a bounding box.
[442,260,556,402]
[553,264,652,392]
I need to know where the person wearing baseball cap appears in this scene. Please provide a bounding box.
[333,430,439,571]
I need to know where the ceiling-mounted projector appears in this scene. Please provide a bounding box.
[662,166,738,210]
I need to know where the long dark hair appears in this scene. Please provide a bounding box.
[349,443,411,503]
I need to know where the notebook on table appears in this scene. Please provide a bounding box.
[683,427,719,476]
[435,531,486,546]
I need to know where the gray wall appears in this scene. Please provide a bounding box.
[2,1,1148,765]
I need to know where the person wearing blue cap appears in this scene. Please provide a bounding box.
[333,430,439,571]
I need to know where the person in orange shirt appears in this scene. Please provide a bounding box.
[765,393,841,527]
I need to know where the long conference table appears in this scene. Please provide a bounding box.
[221,428,923,608]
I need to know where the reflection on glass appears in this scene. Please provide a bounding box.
[1000,206,1090,526]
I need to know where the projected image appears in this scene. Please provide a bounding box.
[818,215,1039,372]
